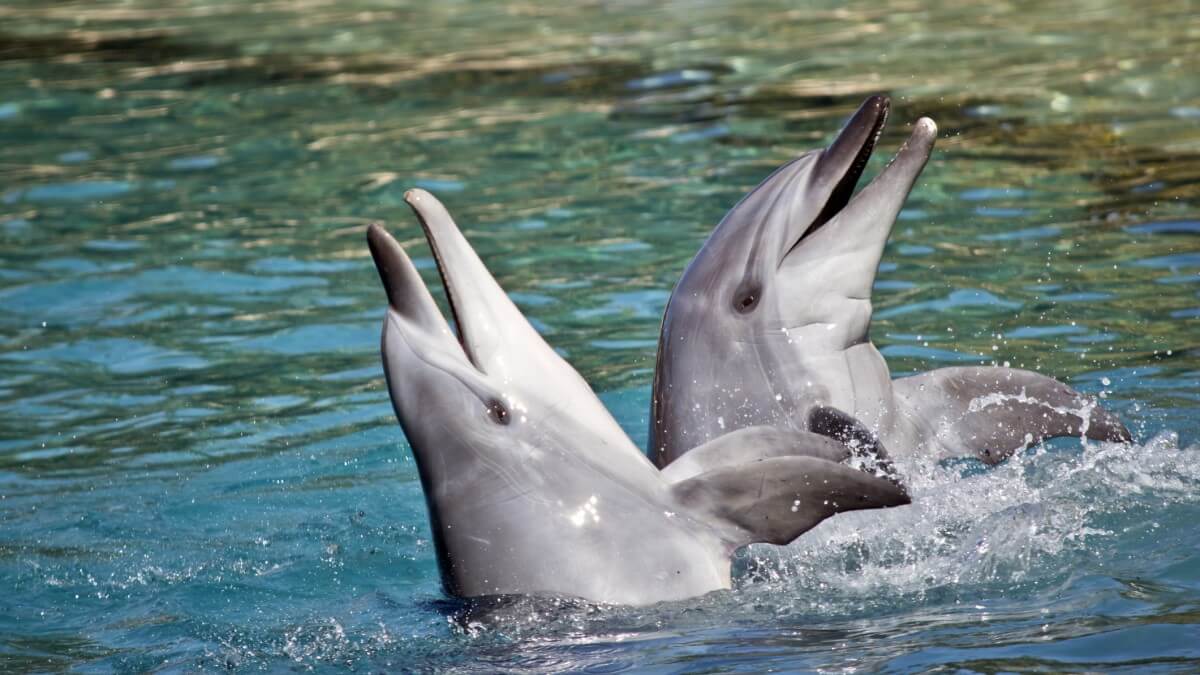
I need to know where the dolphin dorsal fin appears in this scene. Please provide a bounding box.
[670,456,910,549]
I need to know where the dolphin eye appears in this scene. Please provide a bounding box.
[734,288,760,314]
[732,279,762,314]
[486,399,511,426]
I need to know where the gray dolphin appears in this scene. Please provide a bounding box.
[368,190,909,606]
[650,96,1131,469]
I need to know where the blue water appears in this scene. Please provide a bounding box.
[1,1,1198,671]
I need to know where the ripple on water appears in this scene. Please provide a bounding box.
[590,339,657,350]
[1135,252,1200,269]
[4,337,207,374]
[248,257,358,274]
[83,240,143,252]
[879,344,982,363]
[132,267,328,296]
[1006,324,1088,339]
[978,225,1061,241]
[167,155,223,171]
[875,289,1023,319]
[573,289,670,320]
[974,206,1032,218]
[1045,291,1114,303]
[234,323,378,355]
[625,68,716,91]
[959,188,1033,201]
[0,267,326,327]
[1123,220,1200,235]
[412,178,464,193]
[507,291,558,307]
[57,150,91,163]
[1155,272,1200,285]
[591,240,653,254]
[874,280,918,291]
[4,180,134,203]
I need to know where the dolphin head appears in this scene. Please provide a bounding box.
[369,192,691,599]
[652,96,937,463]
[369,190,653,474]
[675,95,937,350]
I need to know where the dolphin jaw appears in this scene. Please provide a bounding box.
[798,96,892,248]
[402,189,484,371]
[368,221,496,419]
[784,113,938,277]
[697,96,895,283]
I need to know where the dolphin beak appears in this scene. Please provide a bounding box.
[367,222,449,336]
[404,188,517,371]
[786,97,937,259]
[793,95,891,247]
[706,96,894,275]
[781,114,937,298]
[401,189,549,376]
[817,115,937,248]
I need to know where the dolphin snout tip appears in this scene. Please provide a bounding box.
[366,221,387,249]
[404,188,432,204]
[915,117,937,137]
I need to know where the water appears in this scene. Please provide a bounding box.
[1,0,1198,670]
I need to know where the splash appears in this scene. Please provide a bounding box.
[739,431,1199,611]
[965,387,1100,444]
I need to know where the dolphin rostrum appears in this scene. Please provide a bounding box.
[650,95,1130,469]
[368,190,909,606]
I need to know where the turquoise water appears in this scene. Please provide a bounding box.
[2,1,1199,671]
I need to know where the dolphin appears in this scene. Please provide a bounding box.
[650,95,1130,469]
[367,189,909,606]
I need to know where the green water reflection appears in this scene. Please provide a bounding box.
[0,0,1197,670]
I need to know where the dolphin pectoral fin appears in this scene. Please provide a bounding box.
[807,406,896,475]
[658,426,850,483]
[671,457,910,548]
[893,366,1132,465]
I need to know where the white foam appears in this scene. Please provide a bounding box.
[741,432,1200,606]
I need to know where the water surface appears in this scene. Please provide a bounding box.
[1,1,1198,671]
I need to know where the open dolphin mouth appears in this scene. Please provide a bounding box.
[367,215,508,415]
[375,188,513,374]
[366,214,477,373]
[401,190,476,365]
[797,95,891,246]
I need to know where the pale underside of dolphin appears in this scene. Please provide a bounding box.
[650,95,1131,469]
[368,190,909,606]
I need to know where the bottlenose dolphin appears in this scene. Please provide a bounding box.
[368,190,909,606]
[650,96,1130,468]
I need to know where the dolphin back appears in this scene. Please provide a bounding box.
[892,366,1131,464]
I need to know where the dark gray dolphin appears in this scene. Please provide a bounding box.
[650,96,1130,469]
[368,189,909,606]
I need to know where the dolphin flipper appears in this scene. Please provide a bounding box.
[659,426,851,483]
[671,456,910,548]
[892,366,1132,465]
